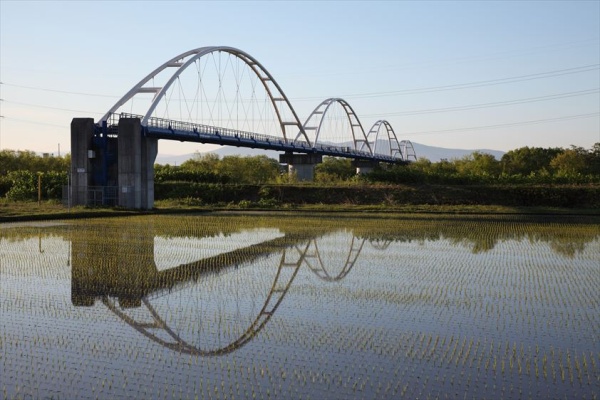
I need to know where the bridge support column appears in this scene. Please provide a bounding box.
[280,153,322,182]
[118,118,157,209]
[353,159,380,175]
[70,118,95,206]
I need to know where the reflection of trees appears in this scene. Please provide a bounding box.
[354,215,600,257]
[2,215,598,259]
[548,240,587,258]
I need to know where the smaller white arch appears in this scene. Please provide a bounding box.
[400,140,417,161]
[363,120,405,160]
[298,98,372,154]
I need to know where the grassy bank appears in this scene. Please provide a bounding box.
[0,199,146,222]
[1,182,599,222]
[1,200,599,223]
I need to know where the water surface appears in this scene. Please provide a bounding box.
[1,213,599,399]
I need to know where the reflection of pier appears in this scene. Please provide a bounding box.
[71,227,383,355]
[71,229,311,307]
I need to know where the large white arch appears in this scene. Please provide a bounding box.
[100,46,310,144]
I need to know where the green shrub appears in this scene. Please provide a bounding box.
[5,171,37,201]
[4,171,67,201]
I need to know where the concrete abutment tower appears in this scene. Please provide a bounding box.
[70,117,157,210]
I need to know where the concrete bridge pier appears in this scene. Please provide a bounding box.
[70,118,96,206]
[70,117,157,209]
[353,159,380,175]
[280,152,322,181]
[117,118,157,209]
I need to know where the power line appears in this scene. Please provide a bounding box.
[363,88,600,117]
[0,82,118,98]
[293,64,600,101]
[1,116,68,128]
[403,112,600,136]
[280,38,600,79]
[1,99,103,115]
[345,64,600,99]
[2,63,599,103]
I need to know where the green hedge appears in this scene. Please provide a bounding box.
[155,182,262,204]
[154,183,600,208]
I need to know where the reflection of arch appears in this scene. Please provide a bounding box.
[303,235,366,282]
[99,46,309,144]
[368,238,393,251]
[101,242,310,356]
[298,98,372,153]
[77,230,373,356]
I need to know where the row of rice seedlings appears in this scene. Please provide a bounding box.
[0,235,71,280]
[388,329,599,387]
[373,234,596,332]
[251,297,599,393]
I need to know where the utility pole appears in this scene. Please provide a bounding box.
[38,172,42,206]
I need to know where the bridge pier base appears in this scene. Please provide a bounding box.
[280,153,322,181]
[117,118,157,209]
[353,159,380,175]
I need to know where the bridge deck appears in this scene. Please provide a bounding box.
[111,113,405,164]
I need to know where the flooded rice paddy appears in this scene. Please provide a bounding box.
[1,213,599,399]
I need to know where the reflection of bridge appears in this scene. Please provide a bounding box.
[71,227,388,356]
[70,46,416,209]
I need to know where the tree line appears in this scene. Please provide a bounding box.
[368,144,600,185]
[0,144,598,201]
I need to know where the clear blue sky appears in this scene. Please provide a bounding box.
[1,0,598,157]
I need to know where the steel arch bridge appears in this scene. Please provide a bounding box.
[99,46,415,163]
[71,46,416,208]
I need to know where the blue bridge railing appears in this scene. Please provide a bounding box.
[114,113,405,164]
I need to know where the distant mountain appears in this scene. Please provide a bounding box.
[155,142,505,165]
[411,143,505,162]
